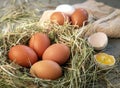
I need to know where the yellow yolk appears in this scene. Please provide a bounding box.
[95,53,115,65]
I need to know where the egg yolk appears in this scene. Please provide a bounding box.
[95,53,115,65]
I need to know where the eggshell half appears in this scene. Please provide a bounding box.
[94,53,116,69]
[88,32,108,50]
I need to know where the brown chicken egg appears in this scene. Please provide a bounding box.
[30,60,62,80]
[50,12,70,25]
[71,8,88,27]
[29,33,50,58]
[8,45,38,67]
[42,43,70,65]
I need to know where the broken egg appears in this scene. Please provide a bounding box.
[94,53,116,69]
[88,32,108,50]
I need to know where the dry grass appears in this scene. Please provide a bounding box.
[0,0,119,88]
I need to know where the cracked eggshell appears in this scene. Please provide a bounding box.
[94,53,116,69]
[88,32,108,50]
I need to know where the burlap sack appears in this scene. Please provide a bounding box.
[85,9,120,38]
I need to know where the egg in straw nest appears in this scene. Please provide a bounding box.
[0,0,118,88]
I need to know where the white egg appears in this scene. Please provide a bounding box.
[55,4,75,16]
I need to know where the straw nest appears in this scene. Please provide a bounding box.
[0,0,118,88]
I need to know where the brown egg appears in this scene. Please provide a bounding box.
[8,45,38,67]
[42,43,70,65]
[30,60,62,80]
[29,33,50,58]
[71,8,88,27]
[50,12,69,25]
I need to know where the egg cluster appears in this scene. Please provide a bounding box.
[8,33,70,80]
[7,4,115,81]
[50,5,116,69]
[50,4,88,27]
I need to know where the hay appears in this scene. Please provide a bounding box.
[0,0,117,88]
